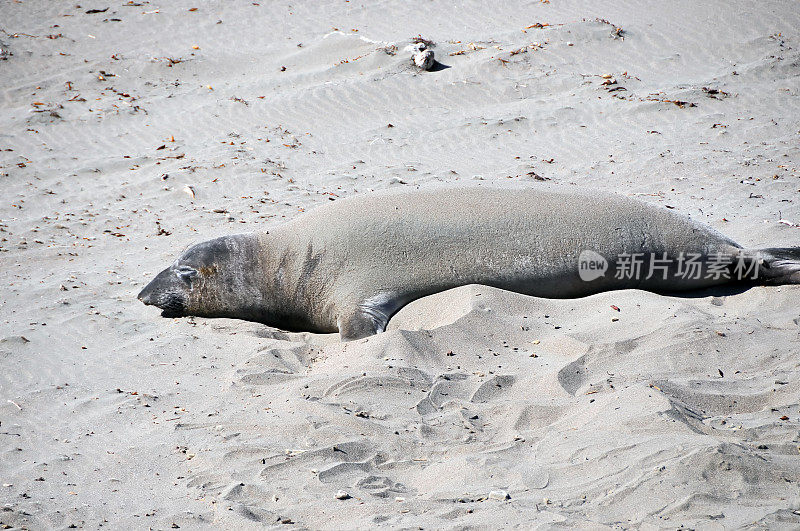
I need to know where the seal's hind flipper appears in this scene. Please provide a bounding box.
[758,247,800,284]
[337,292,400,341]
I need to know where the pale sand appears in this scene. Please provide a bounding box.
[1,0,799,528]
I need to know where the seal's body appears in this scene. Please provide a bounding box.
[138,186,800,340]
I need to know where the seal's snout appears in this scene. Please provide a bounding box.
[138,268,168,306]
[137,284,156,305]
[137,268,184,315]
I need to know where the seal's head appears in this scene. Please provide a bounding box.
[138,235,258,319]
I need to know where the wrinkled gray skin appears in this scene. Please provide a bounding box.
[138,186,800,340]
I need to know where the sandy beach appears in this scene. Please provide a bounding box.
[2,0,800,528]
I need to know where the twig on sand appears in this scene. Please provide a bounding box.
[646,98,696,108]
[0,29,38,38]
[411,35,435,48]
[594,18,625,39]
[8,400,22,411]
[155,57,187,67]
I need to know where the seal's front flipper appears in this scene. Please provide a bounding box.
[337,293,400,341]
[338,312,385,341]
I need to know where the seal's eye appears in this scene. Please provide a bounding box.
[175,266,198,283]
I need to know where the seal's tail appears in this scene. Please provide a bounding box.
[755,247,800,284]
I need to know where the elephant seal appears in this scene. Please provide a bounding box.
[138,186,800,340]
